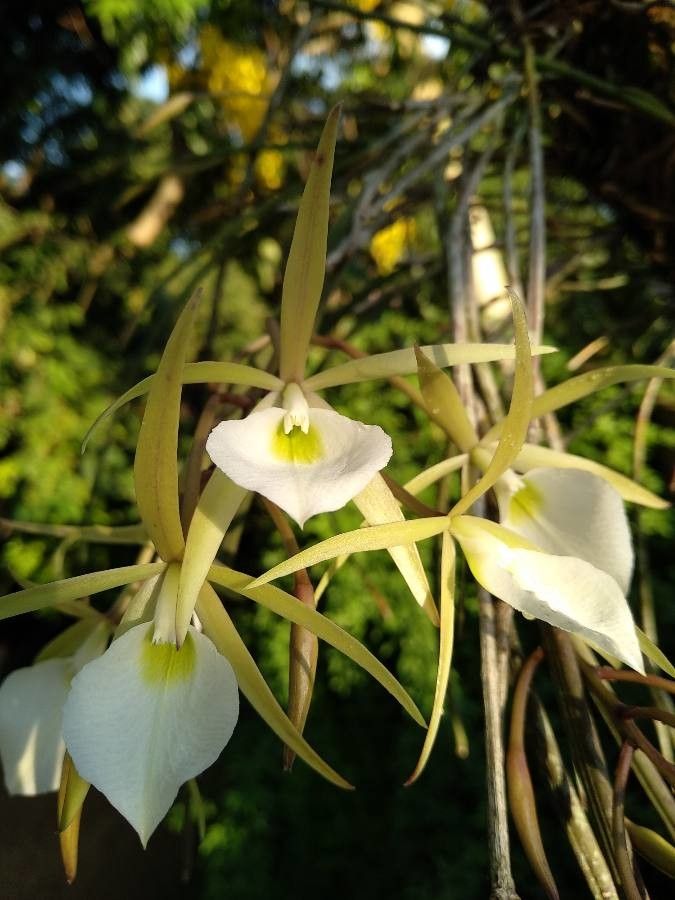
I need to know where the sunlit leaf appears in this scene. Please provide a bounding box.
[404,455,468,496]
[208,563,426,728]
[415,347,478,452]
[482,365,675,444]
[353,474,439,623]
[134,290,201,561]
[304,342,555,392]
[279,105,340,382]
[58,754,84,884]
[58,751,90,833]
[406,532,456,784]
[451,290,533,517]
[250,516,449,588]
[0,563,165,621]
[177,471,248,643]
[196,583,353,789]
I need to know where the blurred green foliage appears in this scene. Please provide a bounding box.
[1,1,674,897]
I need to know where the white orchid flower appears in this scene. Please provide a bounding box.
[0,658,71,795]
[494,466,634,593]
[0,621,109,796]
[449,512,643,673]
[445,457,643,673]
[61,565,239,847]
[80,109,553,630]
[252,298,647,687]
[206,383,392,528]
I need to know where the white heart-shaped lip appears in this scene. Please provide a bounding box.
[497,466,634,594]
[451,515,644,673]
[206,404,393,527]
[62,624,239,846]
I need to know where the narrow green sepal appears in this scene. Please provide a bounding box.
[482,364,675,445]
[414,346,479,452]
[0,562,166,621]
[208,563,426,728]
[279,106,340,381]
[406,531,456,784]
[249,516,449,588]
[451,289,533,517]
[58,751,90,833]
[196,583,354,789]
[134,289,202,561]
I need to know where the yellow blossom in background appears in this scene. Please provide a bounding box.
[255,149,285,191]
[350,0,381,10]
[227,153,248,188]
[200,26,269,142]
[412,78,444,102]
[369,217,416,275]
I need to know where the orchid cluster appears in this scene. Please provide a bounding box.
[0,108,673,882]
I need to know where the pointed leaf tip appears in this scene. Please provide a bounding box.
[451,289,533,517]
[134,290,202,561]
[279,108,340,382]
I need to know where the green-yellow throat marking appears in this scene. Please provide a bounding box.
[271,422,323,464]
[141,630,196,684]
[508,481,543,525]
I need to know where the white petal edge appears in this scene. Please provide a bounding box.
[452,516,643,673]
[0,658,71,795]
[498,467,634,594]
[62,623,239,845]
[206,407,392,527]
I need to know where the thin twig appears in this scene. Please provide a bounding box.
[612,742,644,900]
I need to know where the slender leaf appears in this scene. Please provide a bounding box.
[279,105,340,382]
[196,583,353,789]
[134,290,201,561]
[626,820,675,877]
[451,290,534,517]
[482,365,675,444]
[177,470,248,643]
[208,563,426,727]
[0,562,165,621]
[404,455,468,496]
[353,474,439,623]
[406,532,456,784]
[250,517,449,588]
[304,342,556,392]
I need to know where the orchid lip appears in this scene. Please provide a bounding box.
[206,400,393,527]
